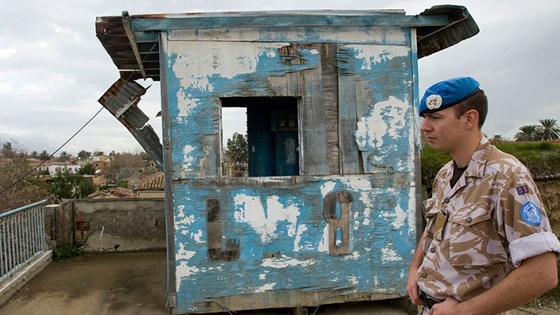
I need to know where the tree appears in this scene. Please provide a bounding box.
[59,151,70,162]
[78,163,96,175]
[105,152,145,186]
[0,140,48,212]
[489,135,507,144]
[49,170,96,199]
[514,125,540,142]
[39,150,50,161]
[78,150,92,161]
[225,132,248,164]
[537,118,560,141]
[1,141,16,158]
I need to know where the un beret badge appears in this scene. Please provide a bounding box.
[426,94,443,110]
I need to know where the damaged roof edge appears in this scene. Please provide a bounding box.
[98,79,163,166]
[96,6,478,81]
[417,5,479,58]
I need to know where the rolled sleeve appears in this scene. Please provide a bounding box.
[509,232,560,267]
[499,170,560,267]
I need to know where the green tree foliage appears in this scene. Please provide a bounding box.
[514,119,560,142]
[49,170,96,199]
[538,118,560,141]
[59,151,70,162]
[225,132,248,164]
[422,141,560,186]
[514,125,540,141]
[78,163,96,175]
[39,150,50,161]
[78,150,92,161]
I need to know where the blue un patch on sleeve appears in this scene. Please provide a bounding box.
[520,201,542,226]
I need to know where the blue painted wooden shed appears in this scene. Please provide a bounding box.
[96,5,478,314]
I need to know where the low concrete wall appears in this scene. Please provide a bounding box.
[44,203,73,250]
[72,199,165,253]
[0,251,52,308]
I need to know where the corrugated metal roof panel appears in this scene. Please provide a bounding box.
[417,5,479,58]
[98,79,163,166]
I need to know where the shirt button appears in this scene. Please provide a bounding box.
[430,247,436,253]
[444,197,450,203]
[421,272,427,278]
[466,217,472,223]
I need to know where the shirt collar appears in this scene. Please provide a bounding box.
[463,136,493,179]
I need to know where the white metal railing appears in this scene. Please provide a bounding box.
[0,200,47,282]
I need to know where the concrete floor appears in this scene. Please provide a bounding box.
[1,252,168,315]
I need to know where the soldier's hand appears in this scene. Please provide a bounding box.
[429,297,459,315]
[406,270,424,305]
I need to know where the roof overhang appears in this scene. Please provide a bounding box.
[95,6,479,81]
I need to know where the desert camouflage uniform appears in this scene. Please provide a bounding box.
[417,137,560,304]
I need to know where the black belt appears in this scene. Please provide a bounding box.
[420,290,442,309]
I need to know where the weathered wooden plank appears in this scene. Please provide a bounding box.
[338,58,361,174]
[297,44,329,176]
[168,26,409,45]
[190,289,402,313]
[321,44,341,175]
[131,13,448,31]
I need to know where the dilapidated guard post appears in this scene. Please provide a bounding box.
[96,5,478,314]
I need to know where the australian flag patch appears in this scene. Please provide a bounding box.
[516,185,529,195]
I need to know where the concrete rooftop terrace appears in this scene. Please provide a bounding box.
[1,252,168,315]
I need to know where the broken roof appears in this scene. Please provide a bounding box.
[96,5,479,81]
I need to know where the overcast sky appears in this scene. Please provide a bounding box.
[1,0,559,156]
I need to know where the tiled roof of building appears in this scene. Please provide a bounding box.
[137,173,164,191]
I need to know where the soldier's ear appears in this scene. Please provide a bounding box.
[464,109,479,130]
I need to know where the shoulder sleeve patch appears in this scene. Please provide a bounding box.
[516,185,529,195]
[520,201,542,226]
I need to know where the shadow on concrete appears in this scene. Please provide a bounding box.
[1,251,168,315]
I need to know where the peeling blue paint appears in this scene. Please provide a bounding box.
[165,45,320,179]
[172,177,416,311]
[161,23,421,314]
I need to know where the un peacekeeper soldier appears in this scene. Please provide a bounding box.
[406,77,560,315]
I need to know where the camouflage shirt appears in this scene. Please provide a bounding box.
[417,137,560,301]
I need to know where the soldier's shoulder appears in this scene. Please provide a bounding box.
[486,146,531,178]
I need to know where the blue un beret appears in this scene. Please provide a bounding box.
[419,77,480,117]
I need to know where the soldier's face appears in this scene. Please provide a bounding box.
[420,107,464,153]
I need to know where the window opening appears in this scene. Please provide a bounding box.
[221,107,248,177]
[221,97,299,177]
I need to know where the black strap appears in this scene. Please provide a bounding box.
[420,290,442,309]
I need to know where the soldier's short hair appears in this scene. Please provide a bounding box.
[454,89,488,128]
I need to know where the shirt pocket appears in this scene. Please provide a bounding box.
[445,200,508,267]
[422,199,439,245]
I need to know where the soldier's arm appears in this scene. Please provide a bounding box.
[432,252,558,315]
[406,234,426,306]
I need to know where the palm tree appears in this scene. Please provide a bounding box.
[514,125,539,141]
[538,118,560,141]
